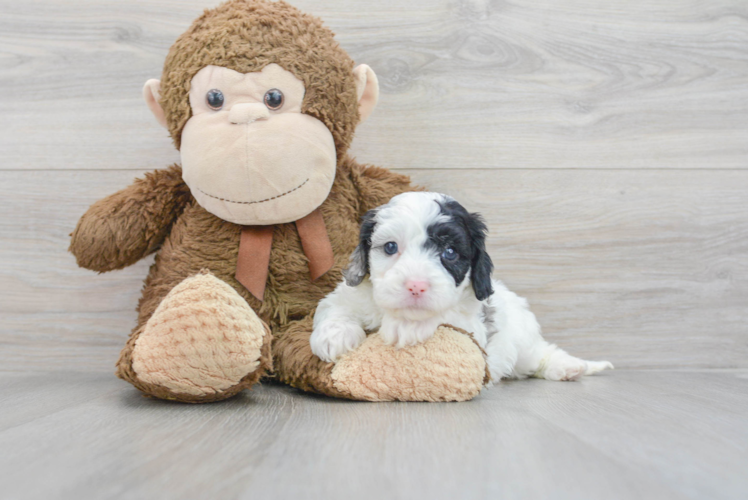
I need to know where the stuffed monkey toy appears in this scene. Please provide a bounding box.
[70,0,489,403]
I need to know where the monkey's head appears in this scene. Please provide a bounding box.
[143,0,378,225]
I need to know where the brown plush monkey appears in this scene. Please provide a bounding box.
[70,0,488,403]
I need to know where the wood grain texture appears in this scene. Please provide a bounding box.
[0,2,746,367]
[1,370,747,499]
[1,168,746,371]
[0,0,746,170]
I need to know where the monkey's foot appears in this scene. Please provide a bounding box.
[331,325,489,402]
[117,271,271,403]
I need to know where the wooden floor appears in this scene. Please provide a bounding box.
[1,0,747,498]
[1,369,746,500]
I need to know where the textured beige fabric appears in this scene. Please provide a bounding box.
[180,65,337,225]
[331,326,487,402]
[131,272,266,396]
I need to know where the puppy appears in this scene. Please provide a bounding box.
[310,192,613,383]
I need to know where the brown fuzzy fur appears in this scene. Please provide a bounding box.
[69,0,479,403]
[160,0,360,158]
[71,156,414,401]
[70,166,191,272]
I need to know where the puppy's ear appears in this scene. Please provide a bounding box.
[343,209,378,286]
[467,212,494,300]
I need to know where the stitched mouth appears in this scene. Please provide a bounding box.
[196,178,310,205]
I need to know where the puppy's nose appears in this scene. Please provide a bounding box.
[405,279,429,297]
[229,103,270,124]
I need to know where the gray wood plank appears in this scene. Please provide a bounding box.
[1,168,746,371]
[0,0,746,170]
[0,371,120,432]
[0,370,746,500]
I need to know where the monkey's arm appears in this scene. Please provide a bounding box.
[349,161,420,215]
[70,164,191,272]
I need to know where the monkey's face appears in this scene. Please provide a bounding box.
[179,64,337,225]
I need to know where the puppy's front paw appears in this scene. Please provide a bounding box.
[310,321,366,363]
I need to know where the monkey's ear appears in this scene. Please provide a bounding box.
[143,79,168,129]
[353,64,379,123]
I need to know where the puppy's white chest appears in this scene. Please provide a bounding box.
[377,306,488,350]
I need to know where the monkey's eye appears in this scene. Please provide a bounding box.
[442,247,458,261]
[264,89,284,110]
[206,89,224,110]
[383,242,398,255]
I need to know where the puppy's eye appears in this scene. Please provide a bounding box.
[206,89,224,110]
[383,242,398,255]
[442,247,458,261]
[264,89,284,110]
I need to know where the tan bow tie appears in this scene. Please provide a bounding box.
[235,208,334,301]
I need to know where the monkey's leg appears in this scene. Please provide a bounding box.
[274,317,488,402]
[116,271,271,403]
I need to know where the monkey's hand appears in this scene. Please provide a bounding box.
[70,164,191,272]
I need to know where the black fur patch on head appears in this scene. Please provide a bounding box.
[343,208,378,286]
[426,198,494,300]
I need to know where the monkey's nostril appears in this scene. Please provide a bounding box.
[228,103,270,124]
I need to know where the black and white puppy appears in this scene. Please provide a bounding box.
[311,192,613,382]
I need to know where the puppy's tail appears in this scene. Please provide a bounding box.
[585,360,614,375]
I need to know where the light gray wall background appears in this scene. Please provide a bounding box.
[1,0,746,372]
